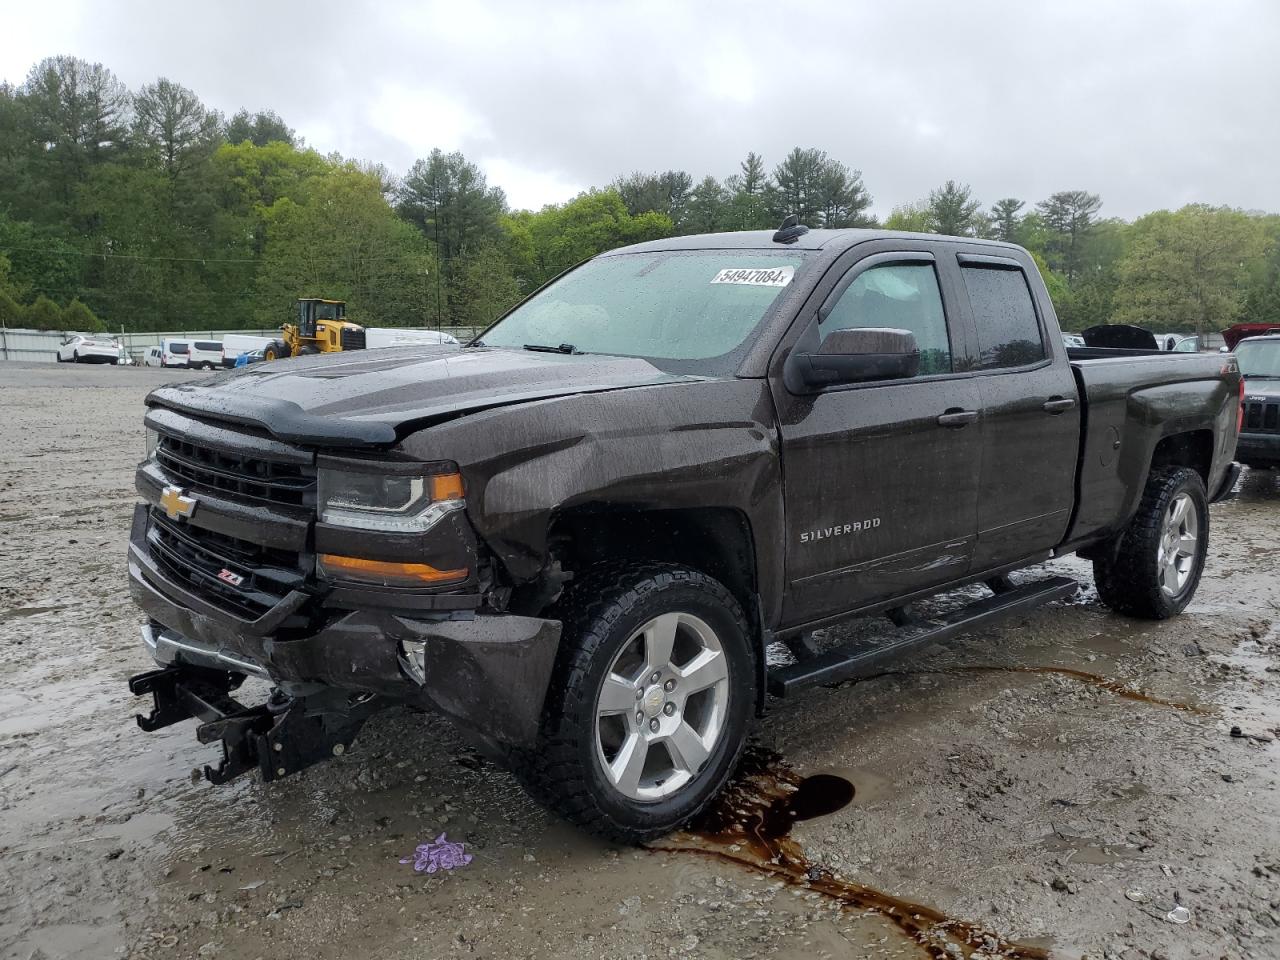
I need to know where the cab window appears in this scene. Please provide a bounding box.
[961,265,1046,370]
[821,263,952,376]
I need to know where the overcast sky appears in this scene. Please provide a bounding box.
[3,0,1276,220]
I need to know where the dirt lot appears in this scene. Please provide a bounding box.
[2,360,1279,960]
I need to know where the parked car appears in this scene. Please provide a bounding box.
[186,340,224,370]
[234,348,265,368]
[126,225,1241,842]
[1061,333,1085,349]
[1224,322,1280,351]
[1235,334,1280,470]
[222,334,276,367]
[56,334,122,364]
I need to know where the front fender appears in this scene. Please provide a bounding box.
[399,379,786,624]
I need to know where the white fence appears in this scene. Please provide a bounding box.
[0,326,486,363]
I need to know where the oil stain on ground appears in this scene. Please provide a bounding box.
[651,746,1053,960]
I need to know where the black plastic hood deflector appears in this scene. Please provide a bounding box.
[145,346,697,448]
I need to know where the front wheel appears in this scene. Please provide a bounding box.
[262,340,288,361]
[515,562,756,843]
[1093,466,1209,620]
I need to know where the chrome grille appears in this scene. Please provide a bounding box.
[156,434,316,506]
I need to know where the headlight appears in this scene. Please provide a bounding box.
[145,428,160,461]
[317,464,465,533]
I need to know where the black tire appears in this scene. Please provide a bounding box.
[55,353,62,362]
[201,361,214,370]
[73,351,79,363]
[513,562,757,843]
[298,344,320,356]
[1093,466,1209,620]
[263,340,288,361]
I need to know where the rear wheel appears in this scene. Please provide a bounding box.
[298,344,320,356]
[1093,466,1209,619]
[514,562,756,843]
[73,351,80,363]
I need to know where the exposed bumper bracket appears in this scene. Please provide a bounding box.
[129,666,380,784]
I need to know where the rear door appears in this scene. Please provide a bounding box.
[951,250,1080,569]
[770,242,984,625]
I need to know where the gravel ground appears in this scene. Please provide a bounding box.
[1,360,1278,960]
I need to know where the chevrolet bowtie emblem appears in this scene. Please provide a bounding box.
[160,484,197,521]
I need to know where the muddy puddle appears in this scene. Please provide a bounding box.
[653,746,1055,960]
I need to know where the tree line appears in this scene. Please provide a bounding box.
[1,55,1277,336]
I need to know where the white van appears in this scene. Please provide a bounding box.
[363,328,460,349]
[186,339,224,370]
[143,346,164,367]
[158,339,193,368]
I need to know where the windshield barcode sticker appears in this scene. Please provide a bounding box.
[711,266,794,287]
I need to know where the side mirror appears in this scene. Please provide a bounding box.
[790,328,920,391]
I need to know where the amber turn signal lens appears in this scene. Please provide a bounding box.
[318,553,468,586]
[430,472,465,501]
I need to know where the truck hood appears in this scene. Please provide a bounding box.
[146,345,699,448]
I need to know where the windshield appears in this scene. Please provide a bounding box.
[478,251,810,373]
[1236,339,1280,378]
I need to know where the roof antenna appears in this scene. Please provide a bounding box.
[772,214,809,244]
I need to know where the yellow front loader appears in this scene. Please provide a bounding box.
[262,299,366,360]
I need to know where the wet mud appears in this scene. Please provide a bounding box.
[655,746,1052,959]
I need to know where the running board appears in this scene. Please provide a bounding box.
[768,576,1079,697]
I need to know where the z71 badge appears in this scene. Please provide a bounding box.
[800,518,881,544]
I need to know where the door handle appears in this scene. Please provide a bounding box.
[1042,397,1077,414]
[936,409,979,428]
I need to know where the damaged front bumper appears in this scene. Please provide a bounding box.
[129,548,561,782]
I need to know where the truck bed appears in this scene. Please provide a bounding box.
[1063,350,1238,547]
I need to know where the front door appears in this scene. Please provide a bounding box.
[771,249,984,626]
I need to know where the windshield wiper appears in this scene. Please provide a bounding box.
[523,342,579,355]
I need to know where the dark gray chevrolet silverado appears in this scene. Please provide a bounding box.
[128,224,1242,840]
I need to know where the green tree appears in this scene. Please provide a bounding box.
[133,78,222,185]
[613,170,694,229]
[724,151,771,230]
[397,149,507,321]
[684,175,729,233]
[988,198,1025,242]
[815,160,873,228]
[926,180,980,236]
[502,190,671,290]
[20,56,132,216]
[61,297,103,331]
[25,294,64,329]
[1036,190,1102,282]
[883,202,931,233]
[256,165,433,327]
[225,108,297,147]
[1114,205,1267,334]
[448,244,522,328]
[769,147,827,225]
[1243,215,1280,322]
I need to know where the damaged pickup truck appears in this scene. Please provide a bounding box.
[127,223,1242,841]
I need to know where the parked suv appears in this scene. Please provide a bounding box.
[126,225,1241,841]
[1236,334,1280,469]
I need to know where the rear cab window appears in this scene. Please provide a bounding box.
[959,261,1047,370]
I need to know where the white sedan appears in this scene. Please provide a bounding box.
[56,334,123,364]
